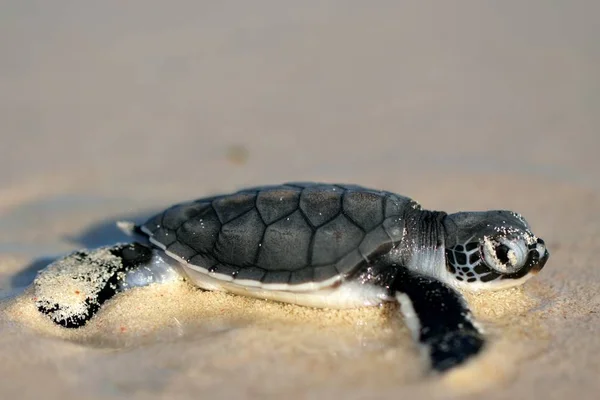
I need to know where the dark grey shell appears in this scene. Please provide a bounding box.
[141,183,418,286]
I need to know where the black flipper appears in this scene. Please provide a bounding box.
[35,242,153,328]
[391,268,485,372]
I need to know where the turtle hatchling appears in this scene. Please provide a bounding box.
[34,183,549,372]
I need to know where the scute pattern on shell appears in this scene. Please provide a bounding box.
[142,183,417,286]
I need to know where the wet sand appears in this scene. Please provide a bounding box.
[1,1,599,399]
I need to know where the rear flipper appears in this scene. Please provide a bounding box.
[392,268,485,372]
[34,242,180,328]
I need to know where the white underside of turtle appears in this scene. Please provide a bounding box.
[32,182,550,374]
[161,251,390,309]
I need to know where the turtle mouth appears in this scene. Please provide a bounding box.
[530,247,549,274]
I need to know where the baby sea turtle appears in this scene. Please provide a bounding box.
[33,183,549,372]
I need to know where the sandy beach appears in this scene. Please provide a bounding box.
[1,1,599,399]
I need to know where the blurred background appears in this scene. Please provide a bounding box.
[2,1,598,189]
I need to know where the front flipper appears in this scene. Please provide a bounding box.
[34,242,180,328]
[391,268,484,372]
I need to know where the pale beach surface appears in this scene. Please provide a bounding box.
[1,1,599,399]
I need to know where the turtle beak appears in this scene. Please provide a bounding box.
[531,239,549,274]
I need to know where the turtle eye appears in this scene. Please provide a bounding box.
[482,238,526,274]
[494,244,511,265]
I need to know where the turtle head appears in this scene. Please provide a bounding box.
[442,210,549,291]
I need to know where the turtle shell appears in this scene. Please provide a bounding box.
[140,183,417,290]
